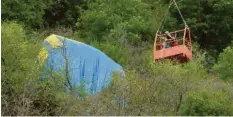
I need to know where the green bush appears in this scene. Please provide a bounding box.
[2,0,51,27]
[213,46,233,81]
[2,22,30,94]
[77,0,152,45]
[89,40,130,67]
[179,90,233,116]
[1,22,78,116]
[1,22,36,115]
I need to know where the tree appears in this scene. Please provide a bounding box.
[213,46,233,81]
[168,0,233,53]
[44,0,87,27]
[2,0,87,28]
[2,0,51,27]
[1,22,37,115]
[1,22,79,116]
[77,0,153,45]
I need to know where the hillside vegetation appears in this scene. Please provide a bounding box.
[1,0,233,116]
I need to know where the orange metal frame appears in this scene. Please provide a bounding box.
[153,27,192,63]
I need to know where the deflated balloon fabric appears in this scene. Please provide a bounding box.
[39,34,124,94]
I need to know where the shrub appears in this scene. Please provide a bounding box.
[179,90,233,116]
[213,46,233,81]
[77,0,152,45]
[2,0,51,27]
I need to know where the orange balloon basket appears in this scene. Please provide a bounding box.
[153,27,192,63]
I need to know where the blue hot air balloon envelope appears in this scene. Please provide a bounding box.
[38,34,124,94]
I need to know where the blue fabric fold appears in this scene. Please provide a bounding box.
[41,34,124,94]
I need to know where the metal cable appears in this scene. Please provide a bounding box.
[156,1,174,34]
[172,0,188,27]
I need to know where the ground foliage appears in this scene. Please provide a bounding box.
[1,0,233,116]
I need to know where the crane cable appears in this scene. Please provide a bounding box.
[156,0,189,34]
[172,0,188,28]
[156,1,174,34]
